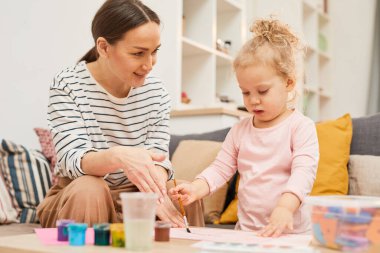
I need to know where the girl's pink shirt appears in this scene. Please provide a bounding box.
[197,110,319,233]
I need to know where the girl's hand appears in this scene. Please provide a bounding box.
[168,182,197,206]
[258,206,294,237]
[108,146,167,201]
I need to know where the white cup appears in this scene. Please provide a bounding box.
[120,192,158,251]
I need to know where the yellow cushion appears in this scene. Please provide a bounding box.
[311,113,352,195]
[218,174,239,224]
[171,140,228,223]
[218,198,238,224]
[218,114,353,223]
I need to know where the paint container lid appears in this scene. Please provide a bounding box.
[68,223,88,231]
[93,223,110,231]
[56,219,75,226]
[306,195,380,208]
[110,223,124,232]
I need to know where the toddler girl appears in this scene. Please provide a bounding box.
[170,18,319,237]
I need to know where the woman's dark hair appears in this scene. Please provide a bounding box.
[79,0,160,63]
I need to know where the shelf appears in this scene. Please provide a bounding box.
[182,37,214,57]
[306,45,318,55]
[303,0,317,14]
[216,50,233,66]
[304,85,319,94]
[318,11,330,23]
[318,50,331,61]
[171,105,250,118]
[217,0,243,12]
[319,90,332,99]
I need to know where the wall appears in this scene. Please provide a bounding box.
[329,0,376,118]
[0,0,103,148]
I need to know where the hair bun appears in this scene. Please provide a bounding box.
[250,18,300,48]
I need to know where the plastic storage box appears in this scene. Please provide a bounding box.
[305,195,380,251]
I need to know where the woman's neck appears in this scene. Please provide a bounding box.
[87,59,131,98]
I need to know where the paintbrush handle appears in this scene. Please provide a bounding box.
[173,179,192,233]
[173,179,186,216]
[178,198,186,217]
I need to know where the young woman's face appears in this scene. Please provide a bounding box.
[237,64,294,128]
[106,21,161,87]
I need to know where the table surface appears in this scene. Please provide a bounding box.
[0,233,379,253]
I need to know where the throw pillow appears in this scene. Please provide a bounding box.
[0,139,52,223]
[171,140,228,223]
[351,113,380,156]
[348,155,380,196]
[311,114,352,195]
[34,128,57,185]
[0,173,19,224]
[169,128,230,159]
[218,174,239,224]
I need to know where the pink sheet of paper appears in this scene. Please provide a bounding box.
[170,227,312,247]
[34,228,94,245]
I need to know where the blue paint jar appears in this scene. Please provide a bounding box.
[56,219,74,241]
[93,223,110,246]
[68,223,88,246]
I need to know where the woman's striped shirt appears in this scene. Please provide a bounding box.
[47,61,172,186]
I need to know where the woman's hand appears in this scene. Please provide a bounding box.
[258,206,294,237]
[156,195,185,228]
[108,146,167,201]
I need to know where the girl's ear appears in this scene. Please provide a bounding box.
[286,78,295,91]
[96,37,109,58]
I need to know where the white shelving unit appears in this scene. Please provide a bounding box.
[302,0,332,121]
[142,0,248,134]
[143,0,331,134]
[144,0,246,110]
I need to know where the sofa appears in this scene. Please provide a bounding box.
[0,113,379,236]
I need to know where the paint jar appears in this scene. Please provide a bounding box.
[110,223,125,247]
[154,221,171,242]
[306,196,380,251]
[93,223,110,246]
[67,223,88,246]
[56,219,74,241]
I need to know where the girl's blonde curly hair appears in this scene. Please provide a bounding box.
[234,18,304,82]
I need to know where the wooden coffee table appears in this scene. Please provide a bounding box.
[0,233,379,253]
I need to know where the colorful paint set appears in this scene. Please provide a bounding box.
[56,220,171,247]
[306,196,380,251]
[56,220,124,247]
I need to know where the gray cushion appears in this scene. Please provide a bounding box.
[348,155,380,196]
[169,128,230,159]
[351,113,380,156]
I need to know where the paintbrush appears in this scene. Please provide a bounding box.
[173,178,191,233]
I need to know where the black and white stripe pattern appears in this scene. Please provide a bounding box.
[48,61,172,186]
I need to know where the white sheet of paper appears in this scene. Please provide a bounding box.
[191,241,317,253]
[170,227,312,247]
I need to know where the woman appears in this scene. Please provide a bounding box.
[37,0,204,228]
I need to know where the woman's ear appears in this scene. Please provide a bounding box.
[96,37,109,58]
[286,78,295,91]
